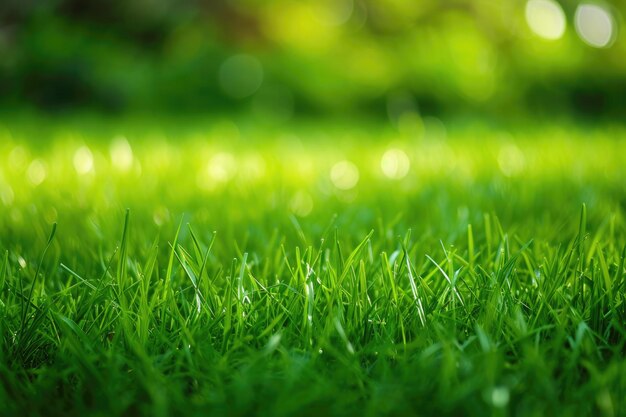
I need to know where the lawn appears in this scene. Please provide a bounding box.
[1,115,625,416]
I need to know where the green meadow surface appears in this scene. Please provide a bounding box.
[1,115,626,416]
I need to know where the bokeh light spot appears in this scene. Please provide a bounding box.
[330,160,359,190]
[208,152,237,182]
[27,159,47,186]
[525,0,566,40]
[381,149,411,180]
[198,152,237,190]
[575,4,615,48]
[314,0,353,26]
[74,146,94,175]
[219,54,264,99]
[110,136,134,172]
[491,386,510,408]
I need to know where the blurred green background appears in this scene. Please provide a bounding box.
[1,0,624,120]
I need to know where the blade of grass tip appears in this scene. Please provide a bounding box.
[196,231,218,313]
[425,254,464,306]
[222,257,237,351]
[138,236,159,342]
[238,252,248,303]
[59,264,98,291]
[402,245,426,327]
[187,223,204,266]
[257,313,287,340]
[338,230,373,286]
[0,250,8,294]
[117,209,130,295]
[484,213,493,265]
[596,247,613,310]
[0,250,8,317]
[164,215,185,303]
[335,228,344,272]
[186,224,218,296]
[21,222,56,332]
[53,312,104,384]
[235,253,249,337]
[575,203,587,296]
[289,214,308,247]
[333,317,355,355]
[620,245,626,319]
[87,247,121,316]
[358,260,368,313]
[309,239,325,273]
[578,203,587,259]
[403,229,412,248]
[304,263,315,346]
[381,251,406,346]
[614,245,626,294]
[468,224,475,271]
[171,243,202,314]
[294,246,303,285]
[142,234,159,300]
[280,244,294,276]
[319,214,338,247]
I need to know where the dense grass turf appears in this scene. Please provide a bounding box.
[1,116,625,416]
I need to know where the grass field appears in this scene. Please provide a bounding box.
[1,115,626,416]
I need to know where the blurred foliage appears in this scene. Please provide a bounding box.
[1,0,625,118]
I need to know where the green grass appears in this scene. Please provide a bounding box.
[1,116,625,416]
